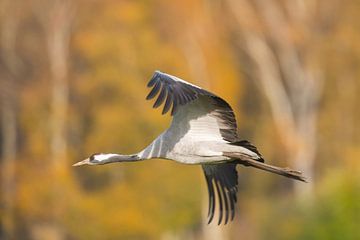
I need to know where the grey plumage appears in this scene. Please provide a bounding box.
[144,71,262,224]
[74,70,306,226]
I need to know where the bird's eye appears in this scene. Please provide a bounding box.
[90,153,100,161]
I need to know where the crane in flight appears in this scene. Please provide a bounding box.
[73,71,306,225]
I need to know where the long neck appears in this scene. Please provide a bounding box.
[97,153,142,164]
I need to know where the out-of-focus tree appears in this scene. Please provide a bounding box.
[0,0,359,239]
[0,0,23,239]
[34,0,76,167]
[225,0,338,197]
[30,0,76,239]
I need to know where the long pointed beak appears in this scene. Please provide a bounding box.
[73,158,90,167]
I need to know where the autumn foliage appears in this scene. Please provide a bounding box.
[1,0,360,239]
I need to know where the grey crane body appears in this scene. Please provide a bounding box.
[138,100,258,164]
[74,70,306,225]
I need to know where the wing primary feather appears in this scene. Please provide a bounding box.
[233,187,238,203]
[202,164,239,224]
[162,87,173,114]
[218,172,230,224]
[184,92,194,102]
[183,86,199,102]
[177,90,188,105]
[221,186,230,224]
[147,75,158,87]
[170,92,179,116]
[173,84,186,106]
[214,179,224,225]
[146,80,162,100]
[205,175,216,224]
[220,169,236,220]
[153,84,167,108]
[180,84,196,104]
[225,181,236,221]
[229,190,235,221]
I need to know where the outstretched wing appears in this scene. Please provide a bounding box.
[202,163,238,225]
[146,70,238,142]
[146,71,241,224]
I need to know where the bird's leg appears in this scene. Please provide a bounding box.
[223,152,307,182]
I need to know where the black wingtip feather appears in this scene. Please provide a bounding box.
[146,80,161,100]
[153,86,167,108]
[162,94,173,115]
[203,164,238,225]
[145,71,212,116]
[205,178,216,224]
[218,173,230,225]
[147,73,159,87]
[170,94,178,116]
[214,180,224,225]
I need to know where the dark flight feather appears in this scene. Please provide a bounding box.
[202,163,238,225]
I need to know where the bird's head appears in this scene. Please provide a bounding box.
[73,153,115,166]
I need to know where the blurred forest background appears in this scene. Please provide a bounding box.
[0,0,360,239]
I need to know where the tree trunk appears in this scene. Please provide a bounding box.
[31,1,75,239]
[46,0,74,166]
[47,1,74,239]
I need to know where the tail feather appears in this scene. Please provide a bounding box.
[230,140,264,162]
